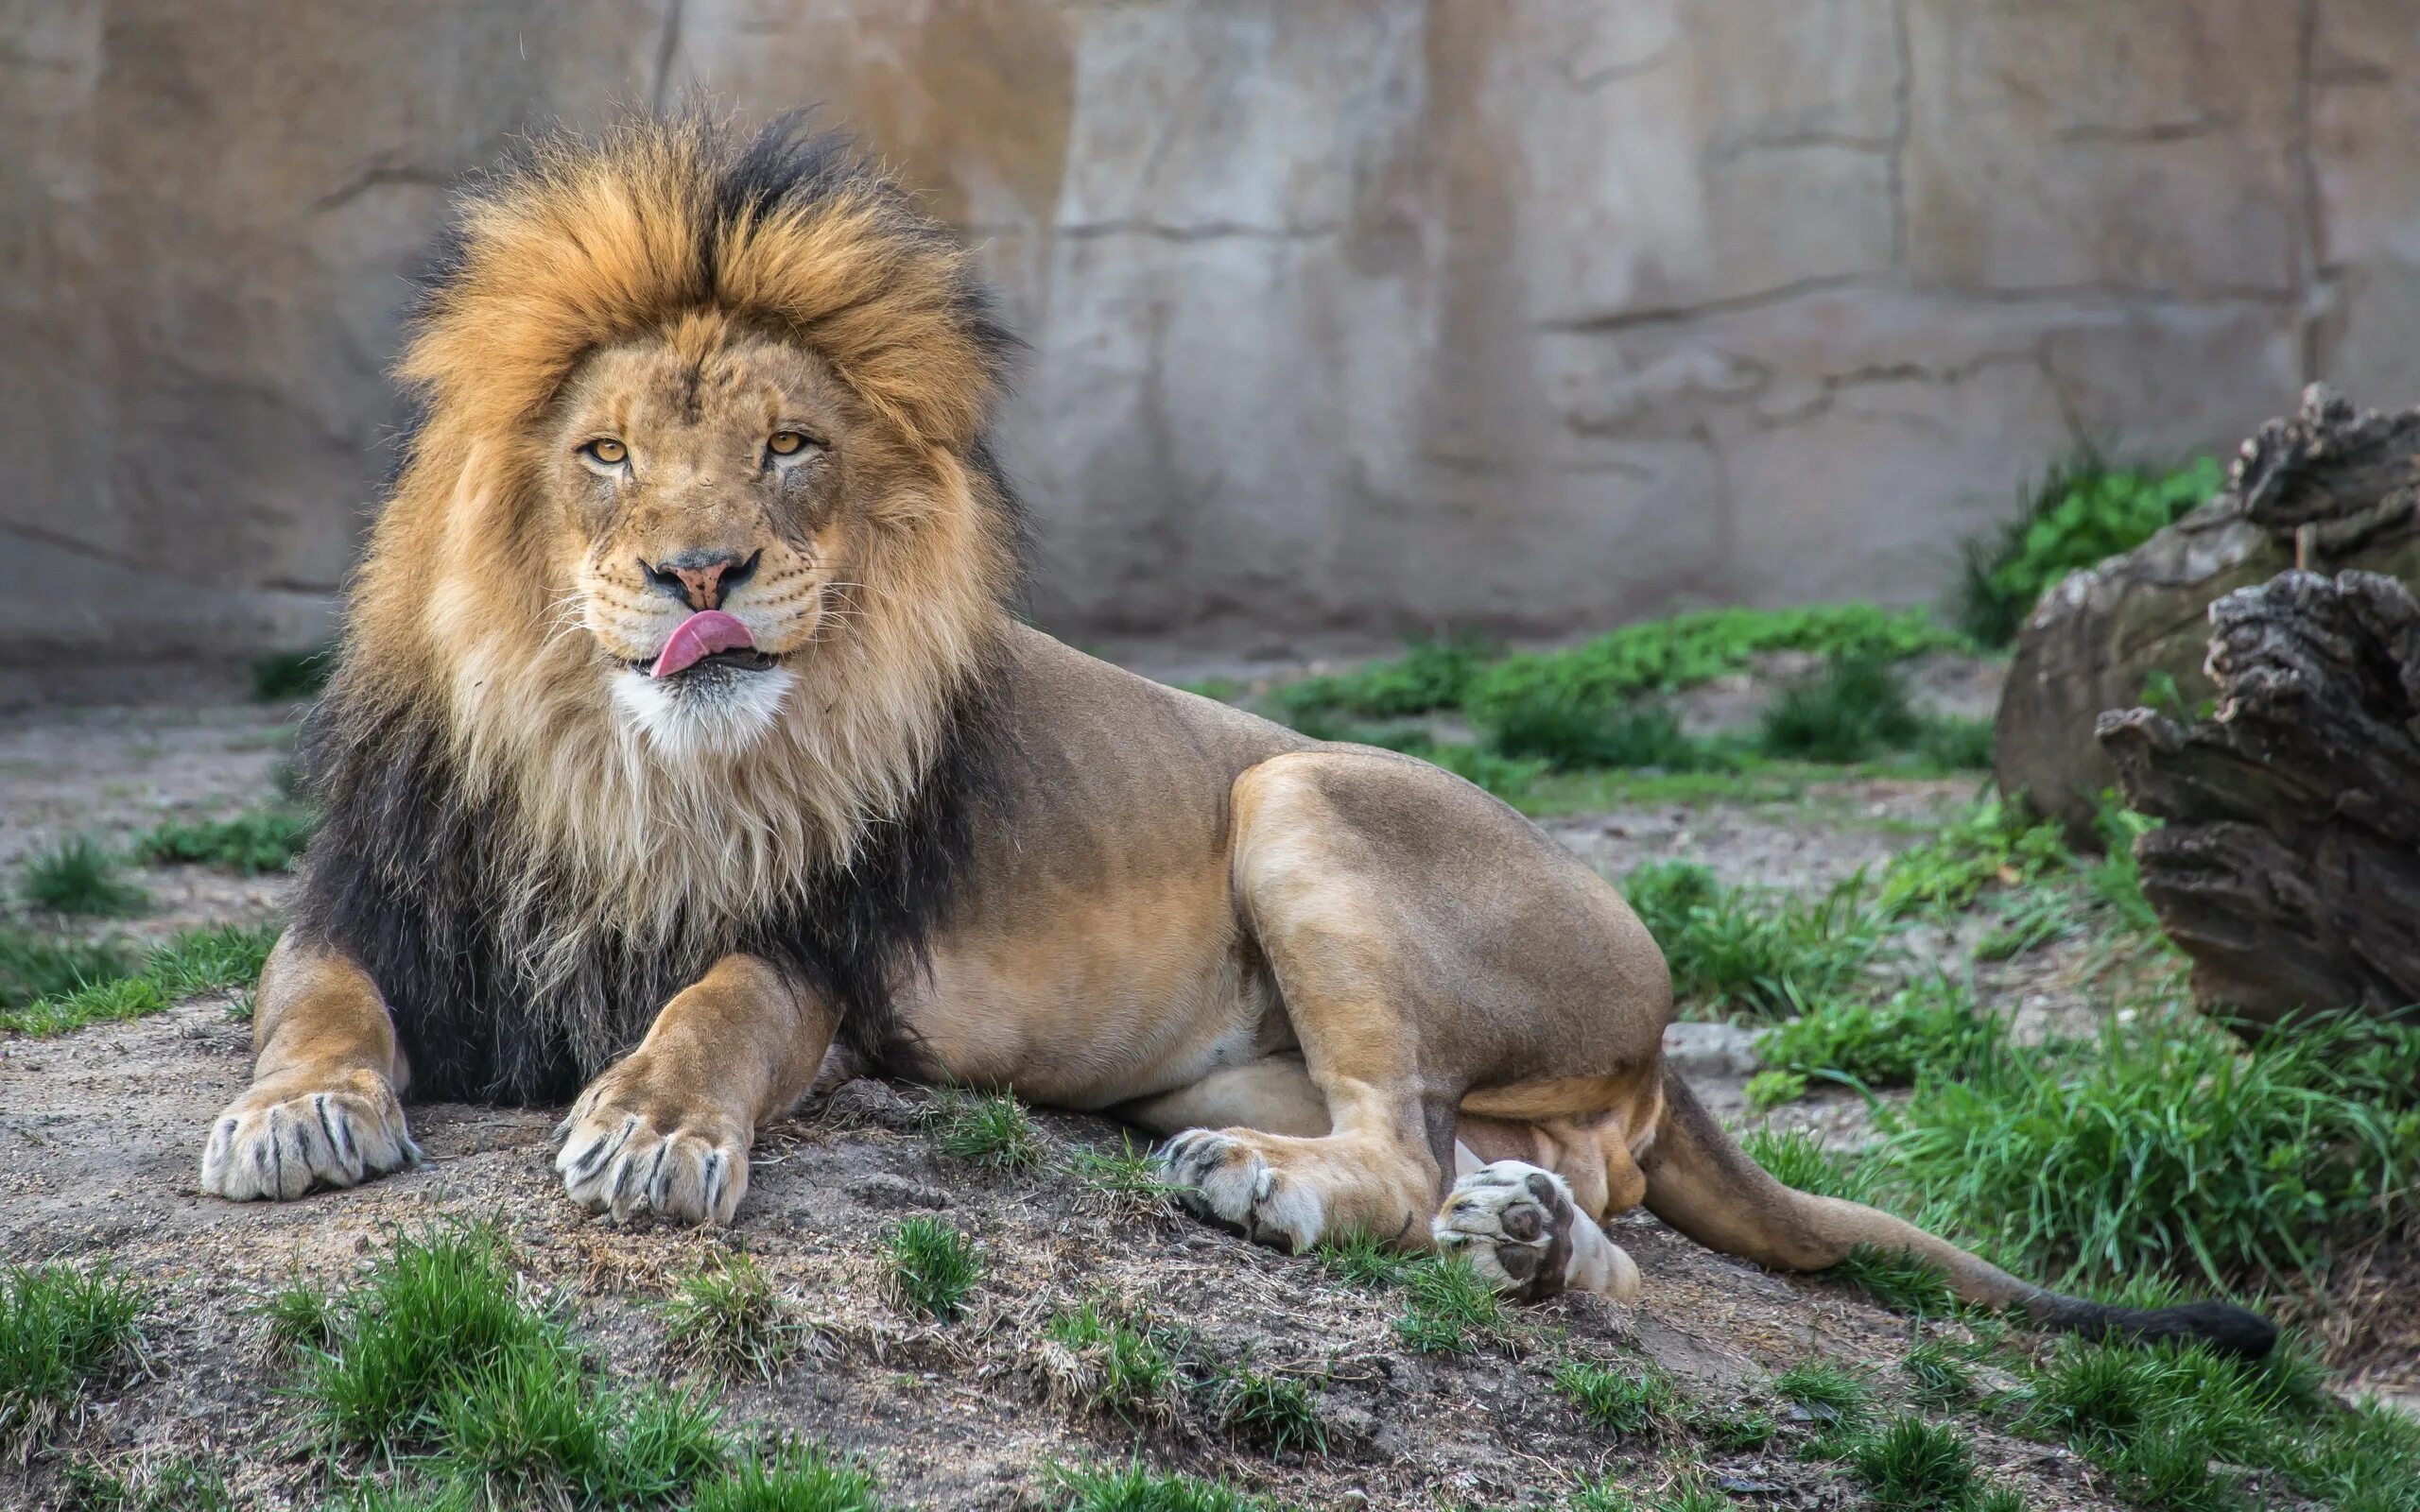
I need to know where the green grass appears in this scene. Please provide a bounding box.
[1571,1479,1740,1512]
[1554,1360,1684,1437]
[2084,790,2167,940]
[1392,1256,1512,1355]
[1829,1244,1956,1317]
[881,1217,978,1322]
[1040,1303,1181,1423]
[59,1455,235,1512]
[0,1263,147,1453]
[1956,454,2224,646]
[256,1277,339,1360]
[1047,1463,1295,1512]
[0,924,132,1011]
[1757,655,1925,764]
[1208,1366,1326,1456]
[1873,795,2071,919]
[301,1225,733,1504]
[251,644,337,701]
[688,1443,890,1512]
[1484,694,1724,773]
[1846,1415,1982,1510]
[1,922,276,1037]
[926,1089,1046,1174]
[1066,1136,1183,1218]
[1619,862,1886,1021]
[1752,977,2005,1102]
[1740,1127,1878,1202]
[1313,1229,1420,1289]
[131,807,315,875]
[19,835,147,917]
[664,1250,804,1383]
[1270,635,1493,724]
[1770,1359,1872,1435]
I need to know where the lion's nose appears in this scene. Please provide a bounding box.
[639,549,760,611]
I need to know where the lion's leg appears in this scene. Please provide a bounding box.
[200,935,419,1202]
[553,954,833,1225]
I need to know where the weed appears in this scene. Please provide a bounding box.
[1048,1462,1293,1512]
[1848,1414,1981,1510]
[1208,1366,1326,1456]
[690,1442,890,1512]
[1901,1340,1979,1407]
[132,807,315,875]
[0,925,131,1012]
[1392,1256,1512,1355]
[0,1263,146,1455]
[1315,1230,1418,1289]
[1956,454,2223,646]
[665,1250,804,1383]
[1754,978,2005,1097]
[1270,635,1493,725]
[882,1217,978,1321]
[1620,863,1885,1021]
[251,644,336,701]
[1040,1303,1181,1424]
[256,1277,339,1360]
[1555,1360,1683,1437]
[1757,655,1924,764]
[20,836,147,917]
[1876,1010,2420,1290]
[58,1455,234,1512]
[1067,1137,1182,1219]
[1771,1360,1872,1435]
[926,1088,1046,1174]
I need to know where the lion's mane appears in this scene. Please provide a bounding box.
[290,114,1024,1103]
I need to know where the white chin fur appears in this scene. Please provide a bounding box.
[611,665,795,759]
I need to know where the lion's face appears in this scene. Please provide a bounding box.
[544,321,893,753]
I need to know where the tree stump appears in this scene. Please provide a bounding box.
[2097,569,2420,1029]
[1996,386,2420,836]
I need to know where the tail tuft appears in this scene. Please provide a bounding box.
[2031,1296,2278,1360]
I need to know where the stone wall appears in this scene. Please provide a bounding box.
[5,0,2415,663]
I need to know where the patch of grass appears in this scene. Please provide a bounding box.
[665,1250,804,1383]
[2084,790,2167,940]
[1314,1230,1419,1289]
[1955,454,2223,647]
[1847,1414,1981,1510]
[1270,635,1493,725]
[1392,1256,1512,1355]
[1555,1360,1684,1437]
[251,644,337,701]
[1048,1463,1293,1512]
[1739,1127,1880,1203]
[882,1217,978,1322]
[1876,1010,2420,1291]
[256,1277,339,1361]
[1874,795,2071,919]
[1619,862,1885,1021]
[58,1455,235,1512]
[1207,1366,1326,1456]
[2,923,275,1037]
[1916,714,1996,771]
[19,836,147,917]
[1754,978,2005,1100]
[1483,693,1724,773]
[1692,1400,1781,1452]
[1326,726,1547,799]
[1039,1303,1181,1424]
[1570,1477,1739,1512]
[132,807,315,875]
[1742,1069,1809,1111]
[1899,1342,1978,1409]
[0,924,132,1012]
[1757,655,1925,764]
[1830,1244,1957,1317]
[1467,604,1964,728]
[926,1088,1046,1174]
[689,1442,890,1512]
[0,1263,147,1454]
[1067,1136,1182,1219]
[1771,1359,1872,1435]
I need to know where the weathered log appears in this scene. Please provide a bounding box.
[1996,385,2420,835]
[2097,569,2420,1029]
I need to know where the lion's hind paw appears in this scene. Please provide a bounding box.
[1433,1160,1638,1301]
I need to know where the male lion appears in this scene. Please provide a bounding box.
[199,115,2270,1355]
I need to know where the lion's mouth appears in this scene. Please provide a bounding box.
[634,610,779,679]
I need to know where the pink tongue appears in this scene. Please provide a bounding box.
[649,610,755,678]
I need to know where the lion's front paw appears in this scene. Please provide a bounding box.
[1434,1160,1638,1301]
[200,1070,419,1202]
[1156,1128,1327,1253]
[554,1072,750,1225]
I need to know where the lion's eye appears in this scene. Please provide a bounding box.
[767,431,810,458]
[580,438,628,466]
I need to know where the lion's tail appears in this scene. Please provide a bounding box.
[1635,1066,2277,1357]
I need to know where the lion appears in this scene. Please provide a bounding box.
[198,114,2272,1357]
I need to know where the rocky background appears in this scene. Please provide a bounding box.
[6,0,2418,670]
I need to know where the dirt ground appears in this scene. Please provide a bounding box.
[0,680,2371,1511]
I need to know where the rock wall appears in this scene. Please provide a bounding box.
[5,0,2417,663]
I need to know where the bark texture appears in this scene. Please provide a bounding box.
[2098,568,2420,1029]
